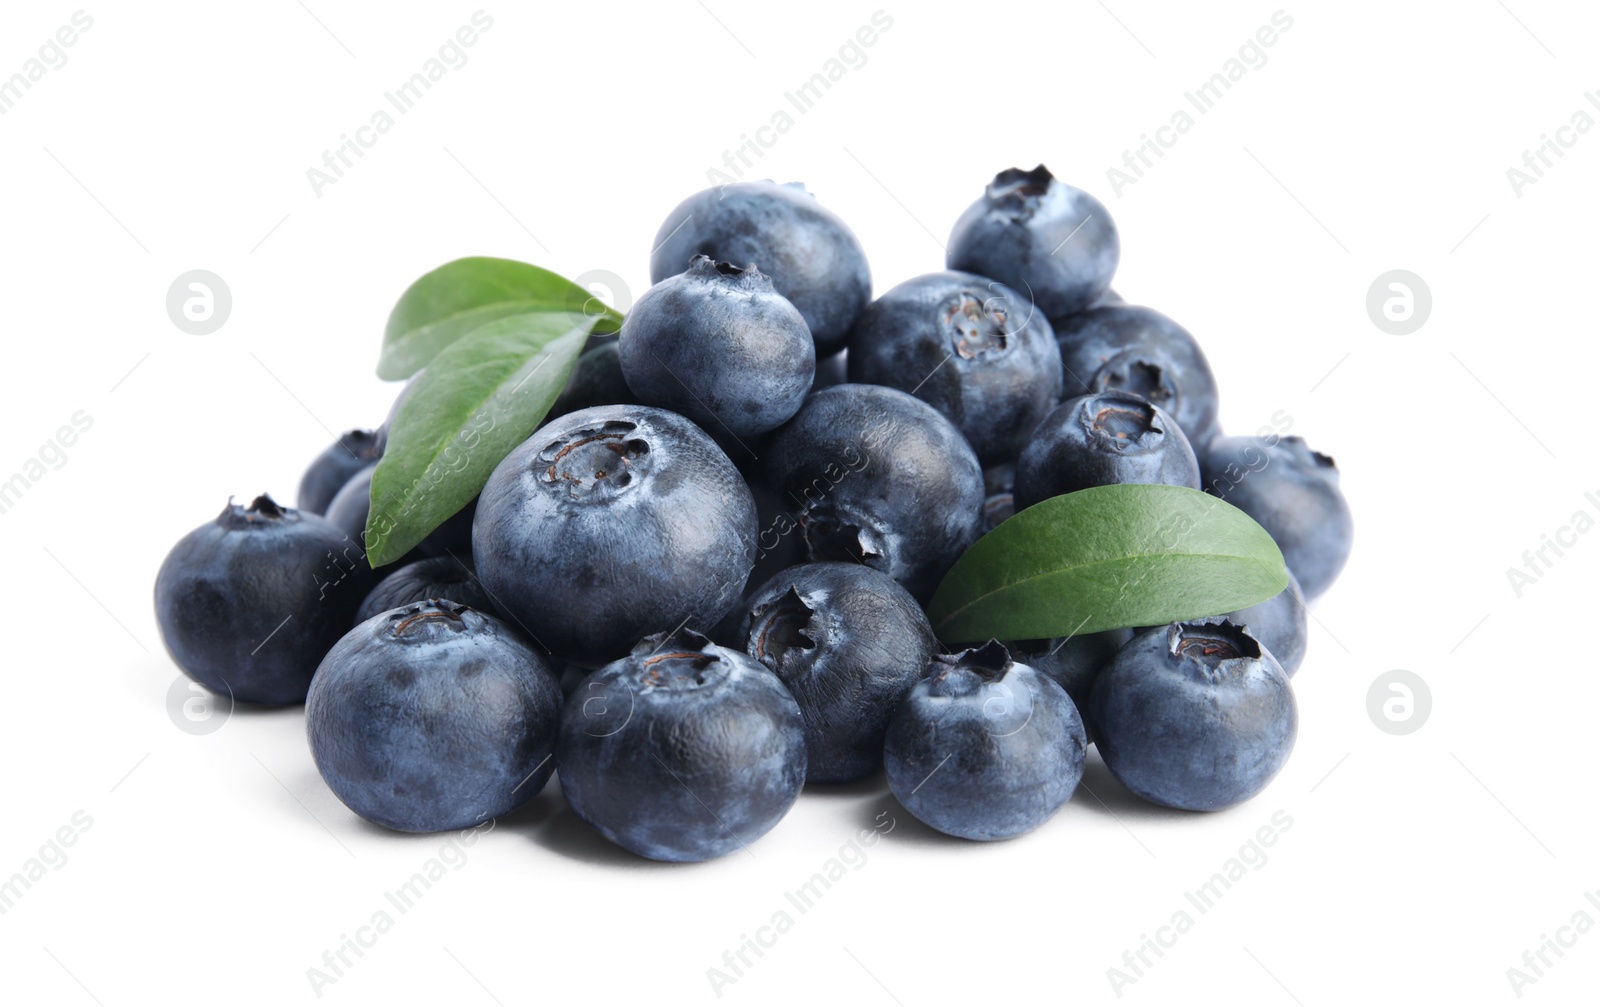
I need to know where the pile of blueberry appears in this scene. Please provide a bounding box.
[154,167,1352,860]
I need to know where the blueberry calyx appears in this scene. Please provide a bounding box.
[1167,618,1264,684]
[945,294,1012,359]
[387,599,471,639]
[1085,394,1163,448]
[929,640,1015,695]
[800,509,887,568]
[749,587,818,674]
[986,164,1056,212]
[685,254,773,292]
[537,420,651,499]
[222,493,295,528]
[1093,355,1177,411]
[629,628,724,690]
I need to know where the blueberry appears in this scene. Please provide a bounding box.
[847,271,1063,465]
[1006,629,1133,742]
[306,600,563,832]
[556,628,806,861]
[324,464,475,567]
[742,562,937,783]
[883,642,1088,840]
[946,166,1120,319]
[1220,573,1308,676]
[473,405,756,667]
[1055,304,1221,450]
[1012,390,1200,510]
[620,257,815,438]
[1199,435,1352,600]
[1090,619,1297,811]
[762,384,984,602]
[649,180,871,356]
[549,340,639,420]
[354,556,499,625]
[154,495,375,705]
[297,429,382,516]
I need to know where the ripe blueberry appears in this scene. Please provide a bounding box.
[742,562,937,783]
[154,494,375,705]
[354,555,499,625]
[649,180,871,356]
[297,429,382,516]
[1055,303,1221,450]
[1013,390,1200,511]
[620,256,815,438]
[1200,435,1352,600]
[883,642,1088,840]
[847,271,1063,465]
[556,628,806,861]
[947,165,1120,319]
[762,384,984,602]
[473,405,757,666]
[1091,619,1297,811]
[307,600,563,832]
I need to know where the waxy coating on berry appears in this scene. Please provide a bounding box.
[947,165,1120,320]
[307,600,564,832]
[154,494,376,705]
[620,256,815,439]
[883,641,1088,840]
[556,628,806,861]
[473,405,757,667]
[1091,618,1297,811]
[847,271,1063,465]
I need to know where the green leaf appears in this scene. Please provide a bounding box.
[377,257,622,380]
[363,311,592,567]
[926,484,1289,645]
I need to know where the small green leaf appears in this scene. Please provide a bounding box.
[926,484,1289,645]
[363,311,592,567]
[377,257,622,380]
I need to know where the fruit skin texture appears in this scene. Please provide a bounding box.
[1054,304,1221,450]
[354,556,499,625]
[649,180,871,356]
[1013,390,1200,510]
[473,405,757,667]
[620,257,816,438]
[1199,435,1353,600]
[298,429,382,515]
[556,629,806,862]
[154,495,376,705]
[1090,619,1297,811]
[1221,573,1308,676]
[947,165,1120,319]
[883,642,1088,840]
[742,563,938,783]
[1006,629,1134,742]
[306,601,563,833]
[762,384,985,603]
[847,271,1063,465]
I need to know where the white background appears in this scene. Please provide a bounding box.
[1,1,1594,1004]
